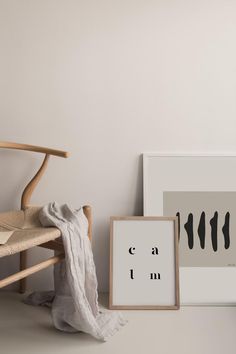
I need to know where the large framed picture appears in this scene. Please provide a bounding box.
[109,217,179,309]
[143,153,236,305]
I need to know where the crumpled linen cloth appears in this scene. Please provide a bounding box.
[24,202,127,341]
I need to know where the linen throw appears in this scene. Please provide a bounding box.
[25,203,127,341]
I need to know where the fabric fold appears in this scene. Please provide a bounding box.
[25,202,127,341]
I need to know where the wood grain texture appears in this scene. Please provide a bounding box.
[83,205,92,241]
[0,254,65,288]
[0,142,94,293]
[0,205,92,290]
[20,153,50,292]
[21,154,50,210]
[0,141,69,158]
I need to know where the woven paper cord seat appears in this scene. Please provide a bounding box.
[0,207,61,258]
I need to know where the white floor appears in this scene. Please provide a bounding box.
[0,291,236,354]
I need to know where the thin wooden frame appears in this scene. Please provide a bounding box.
[109,216,180,310]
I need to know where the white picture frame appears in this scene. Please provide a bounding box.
[109,217,180,309]
[143,152,236,305]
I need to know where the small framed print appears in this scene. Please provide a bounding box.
[109,217,179,310]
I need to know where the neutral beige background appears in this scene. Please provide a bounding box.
[164,192,236,267]
[1,0,236,291]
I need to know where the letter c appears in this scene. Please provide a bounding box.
[129,247,135,255]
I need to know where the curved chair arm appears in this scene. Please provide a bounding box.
[0,141,69,158]
[0,141,69,209]
[0,141,70,294]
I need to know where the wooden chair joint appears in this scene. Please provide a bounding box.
[0,141,92,293]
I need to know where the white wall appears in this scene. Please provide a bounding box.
[0,0,236,291]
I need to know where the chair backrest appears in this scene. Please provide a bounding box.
[0,141,69,210]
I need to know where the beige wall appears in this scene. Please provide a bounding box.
[0,0,236,291]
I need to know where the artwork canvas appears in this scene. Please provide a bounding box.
[143,153,236,304]
[163,192,236,267]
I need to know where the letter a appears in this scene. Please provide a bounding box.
[151,247,158,255]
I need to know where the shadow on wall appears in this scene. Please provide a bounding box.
[133,154,143,216]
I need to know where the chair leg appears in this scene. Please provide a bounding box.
[19,251,27,293]
[83,205,92,241]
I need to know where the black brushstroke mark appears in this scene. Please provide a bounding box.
[210,211,218,252]
[222,212,230,250]
[176,212,180,241]
[197,211,206,249]
[184,213,194,249]
[177,211,231,251]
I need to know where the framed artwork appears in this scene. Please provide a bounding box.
[143,153,236,305]
[109,217,179,310]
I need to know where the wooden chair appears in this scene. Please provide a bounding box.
[0,141,92,293]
